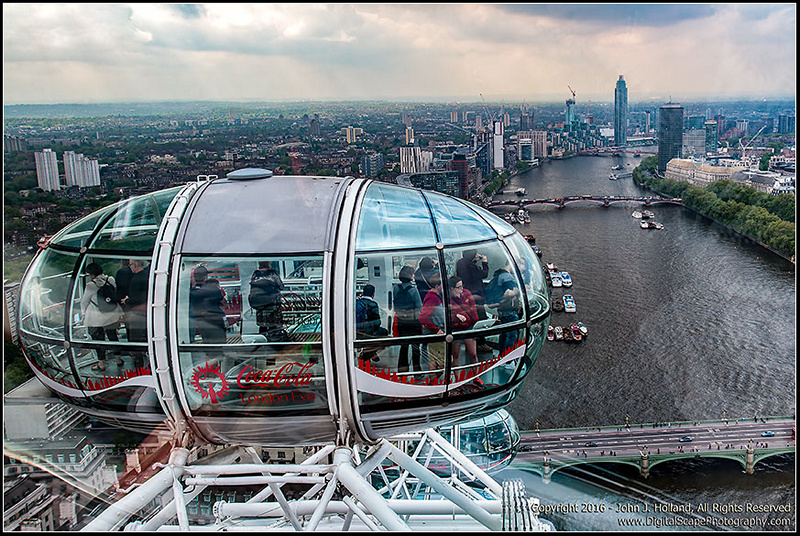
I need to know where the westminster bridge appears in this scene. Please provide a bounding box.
[488,194,682,212]
[512,417,795,483]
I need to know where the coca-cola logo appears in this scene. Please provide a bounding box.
[190,362,230,403]
[237,362,314,389]
[189,361,316,405]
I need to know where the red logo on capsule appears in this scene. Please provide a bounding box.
[190,362,230,404]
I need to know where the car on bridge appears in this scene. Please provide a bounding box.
[761,431,775,437]
[519,445,534,452]
[678,436,694,442]
[584,441,598,447]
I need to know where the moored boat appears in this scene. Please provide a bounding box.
[640,220,650,229]
[547,326,555,341]
[560,271,572,287]
[563,328,574,342]
[551,274,562,287]
[641,210,654,219]
[570,324,583,342]
[554,326,564,340]
[563,294,576,313]
[632,211,642,218]
[524,234,536,244]
[577,321,588,336]
[532,245,543,257]
[515,187,527,196]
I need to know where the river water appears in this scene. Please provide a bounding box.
[497,153,796,531]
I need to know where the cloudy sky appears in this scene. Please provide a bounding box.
[3,3,796,105]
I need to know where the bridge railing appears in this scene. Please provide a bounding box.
[523,415,795,434]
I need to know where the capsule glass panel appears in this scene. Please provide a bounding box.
[423,191,496,245]
[90,189,178,251]
[19,248,80,339]
[355,182,436,251]
[175,256,328,417]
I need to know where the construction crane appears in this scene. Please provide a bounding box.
[567,85,576,100]
[739,125,766,168]
[479,93,497,122]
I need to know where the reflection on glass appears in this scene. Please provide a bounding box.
[178,256,323,345]
[48,204,117,249]
[90,187,180,251]
[19,249,80,338]
[504,233,549,318]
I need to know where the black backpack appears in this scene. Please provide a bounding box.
[95,278,119,312]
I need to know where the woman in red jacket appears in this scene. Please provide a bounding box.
[447,276,479,367]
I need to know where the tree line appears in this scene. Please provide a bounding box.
[633,156,795,259]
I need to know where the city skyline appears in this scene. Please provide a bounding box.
[2,3,796,106]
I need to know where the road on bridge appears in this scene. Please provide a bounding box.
[515,419,795,461]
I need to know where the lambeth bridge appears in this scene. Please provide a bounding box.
[512,417,795,483]
[488,194,682,212]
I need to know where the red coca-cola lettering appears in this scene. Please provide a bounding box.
[237,362,314,389]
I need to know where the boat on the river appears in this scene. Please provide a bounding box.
[640,220,650,229]
[570,324,583,343]
[515,188,527,196]
[612,164,622,170]
[554,326,564,340]
[641,210,655,219]
[532,245,543,257]
[560,271,572,287]
[577,322,588,336]
[563,294,576,313]
[524,234,536,244]
[632,210,642,218]
[551,274,562,287]
[563,328,574,343]
[547,326,555,341]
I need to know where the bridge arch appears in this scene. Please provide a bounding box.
[516,447,794,482]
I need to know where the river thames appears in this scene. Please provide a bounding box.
[497,153,796,531]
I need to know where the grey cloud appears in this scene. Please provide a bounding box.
[498,4,717,26]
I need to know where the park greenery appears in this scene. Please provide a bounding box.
[633,156,795,259]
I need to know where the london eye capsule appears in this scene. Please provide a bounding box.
[17,170,550,446]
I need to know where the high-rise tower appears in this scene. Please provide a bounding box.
[614,75,628,146]
[657,103,684,174]
[34,148,60,191]
[492,120,504,169]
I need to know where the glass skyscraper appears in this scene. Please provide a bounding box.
[658,103,684,174]
[614,75,628,147]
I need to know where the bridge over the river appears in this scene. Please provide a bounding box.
[488,195,683,211]
[512,417,795,483]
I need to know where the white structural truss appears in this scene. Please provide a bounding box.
[83,428,553,532]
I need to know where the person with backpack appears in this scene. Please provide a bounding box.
[485,262,522,355]
[356,284,388,362]
[248,261,287,342]
[392,265,423,373]
[356,284,387,338]
[81,262,123,371]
